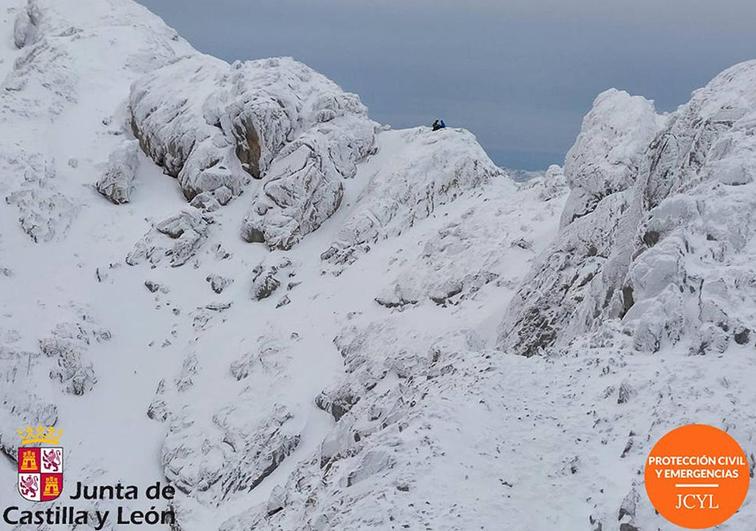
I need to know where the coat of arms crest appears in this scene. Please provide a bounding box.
[17,426,64,502]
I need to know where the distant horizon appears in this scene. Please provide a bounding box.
[137,0,756,170]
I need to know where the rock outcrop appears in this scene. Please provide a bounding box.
[95,140,140,204]
[162,404,300,506]
[13,0,41,49]
[240,110,375,249]
[127,209,211,268]
[130,55,376,249]
[499,62,756,356]
[321,127,503,267]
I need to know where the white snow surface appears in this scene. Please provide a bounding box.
[1,1,755,531]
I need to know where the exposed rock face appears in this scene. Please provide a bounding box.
[95,140,140,204]
[499,61,756,356]
[321,127,503,267]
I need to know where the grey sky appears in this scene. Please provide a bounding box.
[137,0,756,170]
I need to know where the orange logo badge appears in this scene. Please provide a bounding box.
[644,424,750,529]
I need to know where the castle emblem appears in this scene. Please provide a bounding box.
[17,426,64,502]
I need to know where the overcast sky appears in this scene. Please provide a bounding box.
[137,0,756,169]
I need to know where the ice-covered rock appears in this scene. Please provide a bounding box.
[250,255,296,301]
[162,404,300,507]
[129,55,242,200]
[526,164,568,202]
[39,319,110,396]
[1,31,76,118]
[220,325,488,530]
[609,60,756,354]
[131,54,376,249]
[4,1,756,530]
[240,108,376,249]
[560,89,664,228]
[500,61,756,356]
[95,140,140,204]
[2,150,79,243]
[0,345,57,459]
[13,0,41,49]
[5,185,79,243]
[126,209,211,267]
[371,174,561,310]
[206,274,233,294]
[229,335,292,382]
[321,127,503,266]
[498,90,665,356]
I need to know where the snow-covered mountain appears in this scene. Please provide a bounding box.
[1,0,754,530]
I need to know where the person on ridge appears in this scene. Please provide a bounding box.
[432,119,446,131]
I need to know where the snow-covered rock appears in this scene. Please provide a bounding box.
[130,54,376,250]
[2,150,79,242]
[560,89,664,228]
[608,61,756,354]
[249,254,298,303]
[206,274,233,294]
[321,127,503,267]
[12,0,41,49]
[95,140,140,204]
[126,209,211,268]
[0,345,57,459]
[500,62,756,357]
[498,89,665,356]
[162,404,300,506]
[373,176,556,309]
[129,55,243,201]
[240,110,376,250]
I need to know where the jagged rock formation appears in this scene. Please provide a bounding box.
[499,63,756,356]
[497,89,664,356]
[239,83,376,250]
[130,54,376,249]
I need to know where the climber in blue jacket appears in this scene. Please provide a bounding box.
[432,119,446,131]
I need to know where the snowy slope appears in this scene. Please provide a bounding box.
[1,1,755,530]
